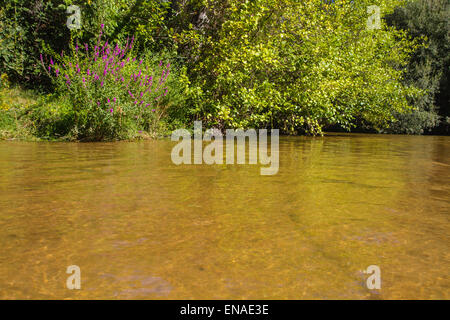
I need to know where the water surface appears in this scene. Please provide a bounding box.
[0,134,448,299]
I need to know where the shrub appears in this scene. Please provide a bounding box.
[381,109,440,135]
[39,26,173,141]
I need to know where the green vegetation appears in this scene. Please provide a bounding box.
[385,0,449,134]
[0,75,38,140]
[0,0,448,141]
[176,0,423,134]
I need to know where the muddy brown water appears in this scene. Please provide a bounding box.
[0,134,448,299]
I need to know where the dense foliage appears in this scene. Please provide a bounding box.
[385,0,449,134]
[37,30,174,140]
[176,0,423,134]
[0,0,68,87]
[0,0,173,88]
[0,0,448,140]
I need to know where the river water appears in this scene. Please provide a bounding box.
[0,134,448,299]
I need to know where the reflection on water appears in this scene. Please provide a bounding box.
[0,134,448,299]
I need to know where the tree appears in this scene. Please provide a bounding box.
[175,0,424,135]
[385,0,450,134]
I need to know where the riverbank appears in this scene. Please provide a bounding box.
[0,86,38,141]
[0,86,164,142]
[1,85,449,142]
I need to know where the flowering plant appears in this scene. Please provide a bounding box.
[40,25,171,140]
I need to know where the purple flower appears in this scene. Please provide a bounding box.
[113,97,117,103]
[101,24,105,30]
[163,69,171,82]
[107,98,110,104]
[110,108,113,113]
[159,60,162,67]
[97,32,103,46]
[50,58,54,65]
[152,109,156,112]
